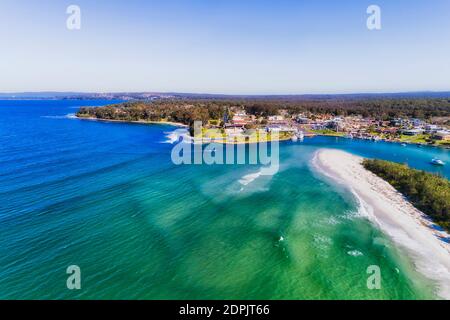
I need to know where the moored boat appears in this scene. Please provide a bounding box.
[430,158,445,166]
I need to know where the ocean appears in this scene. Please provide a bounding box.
[0,100,449,299]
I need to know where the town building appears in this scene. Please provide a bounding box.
[433,130,450,141]
[401,128,424,136]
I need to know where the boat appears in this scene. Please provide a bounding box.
[430,158,445,166]
[291,131,304,142]
[401,143,407,147]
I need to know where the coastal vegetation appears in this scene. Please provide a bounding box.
[77,101,226,127]
[77,98,450,122]
[76,98,450,144]
[362,159,450,232]
[398,134,430,144]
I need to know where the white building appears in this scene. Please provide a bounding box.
[402,128,424,136]
[268,115,284,122]
[425,124,441,133]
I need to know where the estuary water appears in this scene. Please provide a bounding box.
[0,100,449,299]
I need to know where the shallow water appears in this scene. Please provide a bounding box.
[0,100,448,299]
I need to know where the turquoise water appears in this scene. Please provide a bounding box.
[0,100,449,299]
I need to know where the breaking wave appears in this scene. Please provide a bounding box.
[161,129,191,144]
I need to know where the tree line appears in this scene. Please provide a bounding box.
[363,159,450,232]
[76,97,450,126]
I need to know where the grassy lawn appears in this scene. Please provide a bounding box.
[398,134,430,144]
[434,140,450,147]
[197,128,293,143]
[394,134,450,147]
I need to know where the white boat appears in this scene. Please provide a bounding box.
[291,131,304,142]
[401,143,407,147]
[431,158,445,166]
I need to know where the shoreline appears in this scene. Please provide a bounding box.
[76,115,449,148]
[75,115,188,127]
[312,149,450,299]
[314,133,450,149]
[76,115,294,145]
[170,135,294,145]
[193,136,294,145]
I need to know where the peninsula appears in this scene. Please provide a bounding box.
[76,98,450,146]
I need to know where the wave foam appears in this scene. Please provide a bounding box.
[347,250,363,257]
[161,129,191,144]
[42,113,77,119]
[239,171,262,186]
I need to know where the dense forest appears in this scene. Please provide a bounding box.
[76,98,450,124]
[77,101,226,127]
[363,159,450,232]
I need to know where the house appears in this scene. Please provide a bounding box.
[232,114,251,126]
[401,129,423,136]
[390,118,408,127]
[433,130,450,141]
[326,118,344,132]
[425,124,441,134]
[225,125,244,137]
[378,127,398,134]
[311,122,327,130]
[234,111,247,117]
[268,115,286,124]
[411,118,424,127]
[295,117,310,124]
[266,124,296,133]
[266,125,281,133]
[268,115,284,121]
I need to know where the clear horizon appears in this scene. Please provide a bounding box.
[1,0,449,94]
[1,89,450,96]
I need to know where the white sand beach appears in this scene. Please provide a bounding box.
[312,149,450,299]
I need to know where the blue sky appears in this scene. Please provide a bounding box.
[0,0,449,94]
